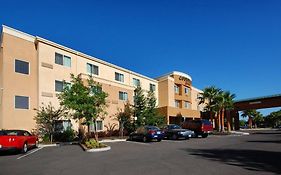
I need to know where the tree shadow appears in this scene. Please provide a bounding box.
[252,131,281,135]
[247,140,281,144]
[184,148,281,174]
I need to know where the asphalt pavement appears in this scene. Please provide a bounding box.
[0,129,280,175]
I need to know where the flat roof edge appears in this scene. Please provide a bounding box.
[2,25,35,42]
[36,36,158,83]
[235,93,281,103]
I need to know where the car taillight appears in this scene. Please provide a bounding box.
[148,130,156,135]
[8,138,15,142]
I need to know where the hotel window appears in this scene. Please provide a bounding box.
[119,91,128,101]
[55,53,71,67]
[174,85,179,94]
[175,100,180,108]
[149,84,156,92]
[184,87,190,94]
[87,63,99,75]
[55,80,71,92]
[90,121,103,131]
[15,59,29,75]
[184,101,191,109]
[15,96,29,109]
[133,78,140,87]
[90,86,102,95]
[115,72,124,82]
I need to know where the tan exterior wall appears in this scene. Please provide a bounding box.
[35,38,158,132]
[0,34,3,128]
[191,87,202,111]
[0,26,203,132]
[0,32,38,131]
[157,72,202,123]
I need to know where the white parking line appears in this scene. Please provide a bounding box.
[17,147,44,160]
[125,141,151,146]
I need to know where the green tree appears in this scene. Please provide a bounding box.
[57,74,108,141]
[215,91,236,132]
[34,103,68,143]
[198,86,221,130]
[115,102,134,137]
[253,111,264,128]
[133,86,147,127]
[265,109,281,127]
[133,86,164,128]
[143,91,165,126]
[241,109,257,129]
[199,86,235,132]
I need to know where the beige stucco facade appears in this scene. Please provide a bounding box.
[0,25,159,132]
[157,72,203,125]
[0,25,203,132]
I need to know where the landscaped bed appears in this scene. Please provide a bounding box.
[80,139,111,152]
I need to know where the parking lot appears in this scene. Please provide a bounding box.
[1,130,280,175]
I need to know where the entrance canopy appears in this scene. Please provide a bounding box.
[234,94,281,111]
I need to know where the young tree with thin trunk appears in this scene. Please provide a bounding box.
[34,103,68,143]
[57,74,108,142]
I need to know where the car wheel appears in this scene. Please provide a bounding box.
[185,136,190,140]
[202,133,208,138]
[172,134,177,140]
[143,136,147,142]
[35,140,39,148]
[22,143,28,153]
[129,136,133,141]
[157,139,162,142]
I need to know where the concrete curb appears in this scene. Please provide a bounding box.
[99,139,127,143]
[86,146,111,152]
[79,143,111,152]
[38,143,59,148]
[230,131,250,135]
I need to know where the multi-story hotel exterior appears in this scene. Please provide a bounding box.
[0,25,203,132]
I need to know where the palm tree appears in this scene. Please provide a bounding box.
[241,109,256,129]
[216,91,236,132]
[198,86,221,130]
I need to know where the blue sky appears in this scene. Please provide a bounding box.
[1,0,280,115]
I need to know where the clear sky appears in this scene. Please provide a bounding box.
[1,0,280,115]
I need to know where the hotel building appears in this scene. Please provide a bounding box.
[0,25,203,132]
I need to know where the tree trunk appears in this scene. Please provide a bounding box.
[50,133,53,144]
[217,112,221,132]
[226,110,231,132]
[248,116,253,129]
[221,109,225,132]
[210,112,215,129]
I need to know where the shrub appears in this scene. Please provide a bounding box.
[84,139,107,149]
[53,127,76,142]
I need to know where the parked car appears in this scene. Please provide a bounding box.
[182,119,213,138]
[128,126,164,142]
[162,124,194,140]
[0,130,38,153]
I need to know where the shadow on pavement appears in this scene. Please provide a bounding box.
[247,140,281,144]
[0,150,20,156]
[184,148,281,174]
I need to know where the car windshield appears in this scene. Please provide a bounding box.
[5,130,23,136]
[146,126,159,130]
[169,125,181,129]
[202,120,211,125]
[0,131,5,136]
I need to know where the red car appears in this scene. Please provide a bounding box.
[182,119,213,138]
[0,130,38,153]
